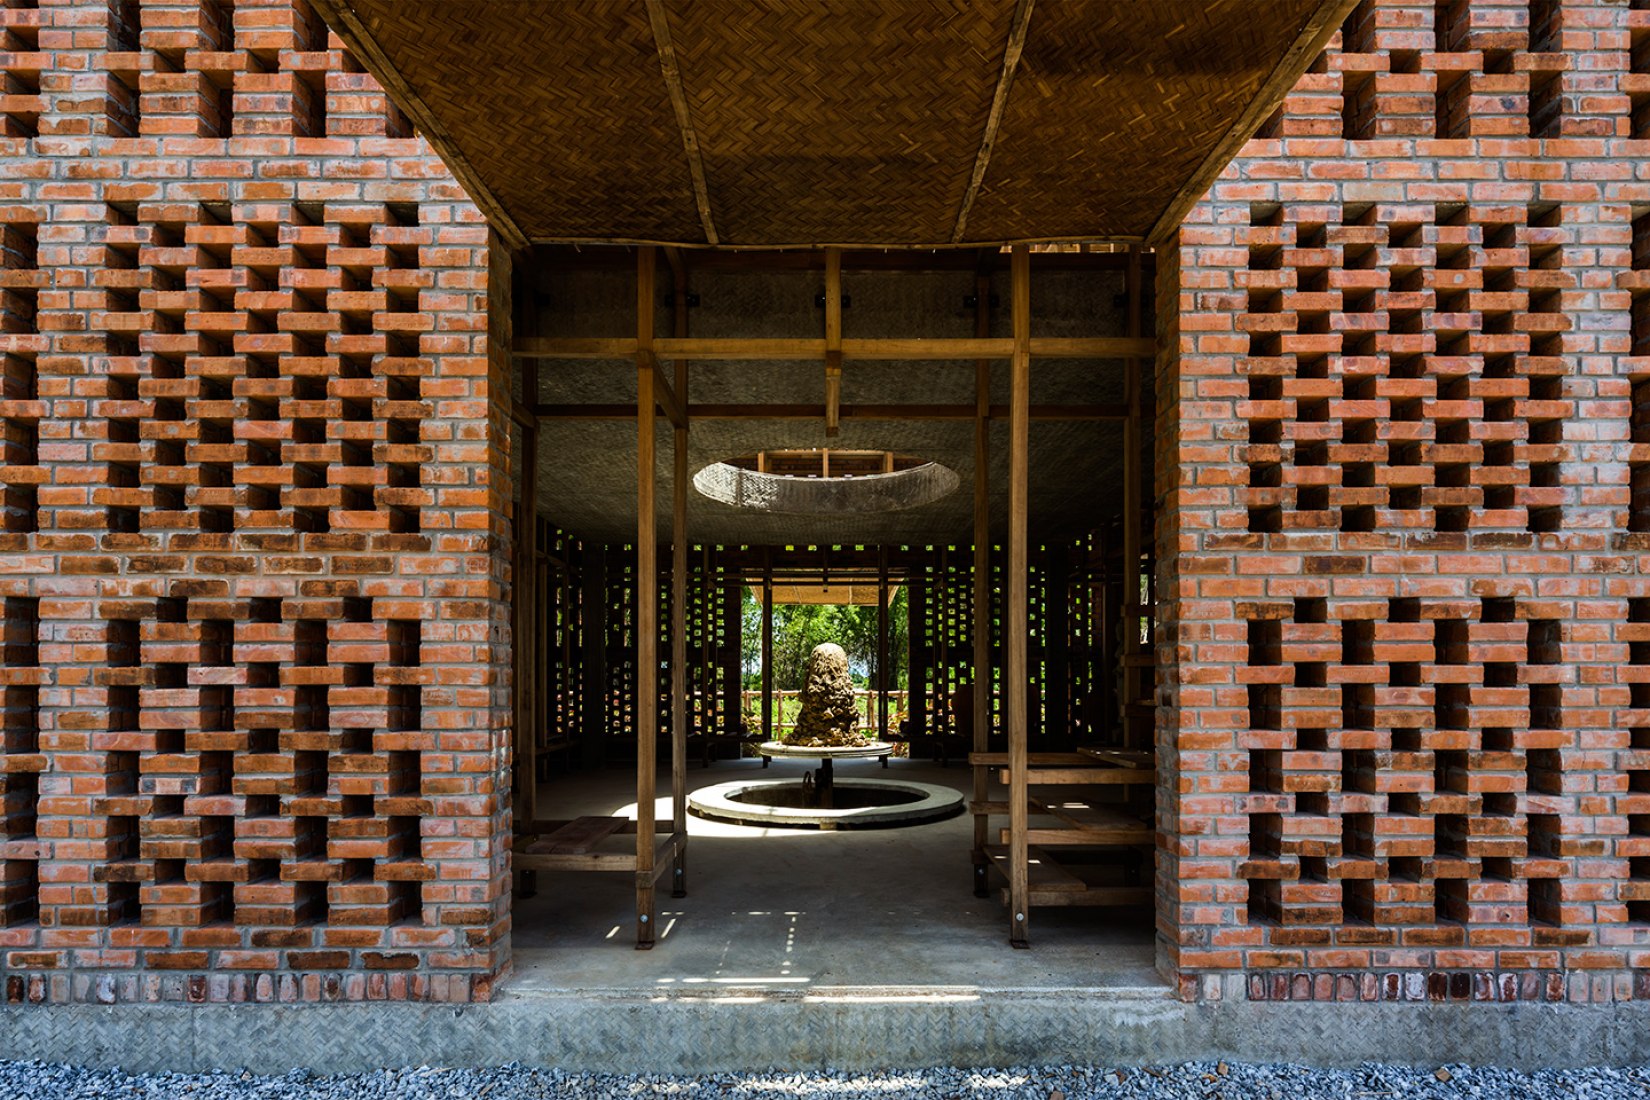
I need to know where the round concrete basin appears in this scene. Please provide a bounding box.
[688,778,964,830]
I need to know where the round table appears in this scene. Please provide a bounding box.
[755,740,895,808]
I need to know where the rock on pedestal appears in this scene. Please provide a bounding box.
[785,642,865,747]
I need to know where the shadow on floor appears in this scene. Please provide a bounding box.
[508,757,1163,994]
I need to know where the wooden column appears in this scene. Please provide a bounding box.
[1007,243,1030,948]
[971,269,992,896]
[1122,244,1145,750]
[635,245,659,948]
[761,554,774,741]
[877,546,889,737]
[668,251,689,900]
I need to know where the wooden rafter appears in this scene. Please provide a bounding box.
[644,0,719,246]
[952,0,1035,244]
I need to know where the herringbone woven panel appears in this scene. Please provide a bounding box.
[966,0,1319,242]
[337,0,1331,246]
[665,0,1012,246]
[353,0,703,242]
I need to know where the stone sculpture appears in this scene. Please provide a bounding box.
[784,642,867,747]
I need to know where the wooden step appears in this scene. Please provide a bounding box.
[1020,803,1153,846]
[522,815,625,856]
[983,844,1086,893]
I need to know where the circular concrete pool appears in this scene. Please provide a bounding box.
[688,778,965,830]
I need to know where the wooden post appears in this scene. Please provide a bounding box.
[1121,244,1144,750]
[669,252,689,900]
[971,269,992,897]
[824,247,842,437]
[877,546,889,739]
[635,245,658,948]
[761,554,774,743]
[1007,243,1030,948]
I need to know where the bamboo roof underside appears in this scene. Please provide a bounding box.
[311,0,1355,252]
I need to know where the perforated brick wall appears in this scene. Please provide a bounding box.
[1159,0,1650,1004]
[0,0,512,1004]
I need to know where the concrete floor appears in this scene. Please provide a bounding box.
[508,756,1162,994]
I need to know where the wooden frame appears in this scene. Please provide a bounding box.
[510,240,1159,953]
[511,248,690,948]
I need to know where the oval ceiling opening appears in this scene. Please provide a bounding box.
[693,449,960,516]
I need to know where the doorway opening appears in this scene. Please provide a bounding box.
[506,244,1160,992]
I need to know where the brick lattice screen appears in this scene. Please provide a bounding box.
[0,0,512,1004]
[1163,0,1650,1004]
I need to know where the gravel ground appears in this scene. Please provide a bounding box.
[1,1060,1647,1100]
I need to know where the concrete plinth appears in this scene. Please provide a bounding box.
[1,994,1647,1075]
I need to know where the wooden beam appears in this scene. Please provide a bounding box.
[1007,243,1030,949]
[824,248,842,437]
[1146,0,1361,245]
[952,0,1034,244]
[524,233,1147,252]
[536,246,1152,274]
[535,402,1133,421]
[515,338,639,360]
[635,245,658,949]
[643,0,718,246]
[1029,337,1154,359]
[306,0,528,252]
[513,336,1154,362]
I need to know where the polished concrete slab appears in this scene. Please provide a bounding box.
[509,757,1162,994]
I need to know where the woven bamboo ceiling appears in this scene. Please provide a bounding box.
[313,0,1354,251]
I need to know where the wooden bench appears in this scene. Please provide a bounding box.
[521,815,625,856]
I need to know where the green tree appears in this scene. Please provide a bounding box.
[742,586,908,692]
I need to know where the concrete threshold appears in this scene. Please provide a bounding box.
[2,985,1647,1075]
